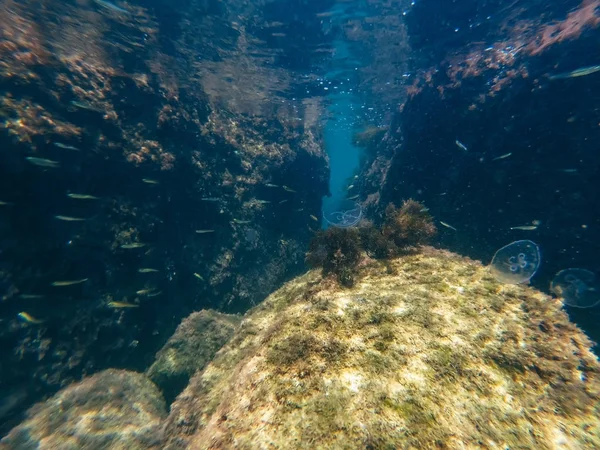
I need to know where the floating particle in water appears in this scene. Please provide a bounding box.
[551,268,600,308]
[490,240,540,284]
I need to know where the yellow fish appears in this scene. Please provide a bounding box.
[549,64,600,80]
[138,268,159,273]
[17,312,44,324]
[310,215,319,222]
[51,278,88,286]
[108,301,139,308]
[193,273,204,281]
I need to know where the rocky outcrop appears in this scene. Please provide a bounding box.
[0,369,166,449]
[161,247,600,449]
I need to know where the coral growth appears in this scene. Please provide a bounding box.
[161,248,600,449]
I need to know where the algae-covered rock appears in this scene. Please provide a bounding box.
[162,247,600,449]
[146,310,241,404]
[0,369,166,450]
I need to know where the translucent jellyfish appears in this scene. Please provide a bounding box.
[550,268,600,308]
[490,240,541,284]
[322,200,362,228]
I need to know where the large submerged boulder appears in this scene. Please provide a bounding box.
[162,247,600,449]
[0,369,166,450]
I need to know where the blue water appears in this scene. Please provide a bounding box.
[322,40,361,227]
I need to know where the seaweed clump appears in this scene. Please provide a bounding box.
[306,227,362,287]
[381,200,437,252]
[306,199,436,286]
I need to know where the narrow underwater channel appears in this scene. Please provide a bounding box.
[322,39,361,228]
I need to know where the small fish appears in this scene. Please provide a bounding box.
[420,207,430,212]
[196,229,215,234]
[17,312,44,324]
[347,194,359,200]
[510,225,538,231]
[282,186,296,193]
[108,301,139,308]
[455,140,468,151]
[26,157,60,168]
[51,278,88,286]
[310,215,319,222]
[279,199,289,204]
[55,215,86,221]
[549,64,600,80]
[200,197,220,202]
[70,100,104,113]
[265,183,279,188]
[93,0,129,14]
[138,268,159,273]
[255,199,271,204]
[232,219,251,224]
[67,193,100,200]
[559,169,578,174]
[346,184,355,190]
[121,243,147,249]
[439,221,457,231]
[492,152,512,161]
[136,288,156,295]
[53,142,80,151]
[193,273,204,281]
[147,290,162,297]
[18,294,45,299]
[142,178,159,185]
[0,201,13,206]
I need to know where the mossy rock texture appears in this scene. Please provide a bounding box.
[146,310,241,404]
[0,369,166,450]
[162,247,600,449]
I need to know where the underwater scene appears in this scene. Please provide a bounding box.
[0,0,600,447]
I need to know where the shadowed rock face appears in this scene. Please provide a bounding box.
[159,247,600,449]
[0,0,328,432]
[0,369,166,450]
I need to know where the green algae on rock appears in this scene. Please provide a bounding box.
[146,310,241,404]
[162,247,600,449]
[0,369,166,450]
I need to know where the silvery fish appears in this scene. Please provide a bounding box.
[549,64,600,80]
[26,157,60,168]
